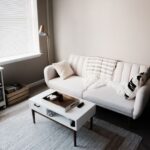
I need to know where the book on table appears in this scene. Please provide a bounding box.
[43,91,80,112]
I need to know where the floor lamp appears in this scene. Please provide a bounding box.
[39,25,50,64]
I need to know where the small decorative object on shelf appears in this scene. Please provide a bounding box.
[5,83,22,94]
[46,109,56,117]
[5,83,29,106]
[0,67,6,108]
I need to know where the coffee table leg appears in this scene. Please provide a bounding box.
[32,109,35,124]
[74,131,77,147]
[90,117,93,130]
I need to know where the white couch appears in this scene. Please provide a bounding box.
[44,55,150,120]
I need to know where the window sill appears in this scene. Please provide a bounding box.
[0,53,42,65]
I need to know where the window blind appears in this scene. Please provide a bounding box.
[0,0,40,65]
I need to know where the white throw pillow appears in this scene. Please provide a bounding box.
[52,61,74,79]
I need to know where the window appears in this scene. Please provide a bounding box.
[0,0,40,65]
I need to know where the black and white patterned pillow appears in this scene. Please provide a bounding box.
[124,72,145,99]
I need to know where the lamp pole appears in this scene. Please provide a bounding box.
[46,0,50,64]
[39,25,50,64]
[46,35,50,64]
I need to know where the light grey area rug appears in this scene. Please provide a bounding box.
[0,102,142,150]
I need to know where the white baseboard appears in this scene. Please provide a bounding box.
[28,79,45,88]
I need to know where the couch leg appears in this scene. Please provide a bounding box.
[127,117,133,129]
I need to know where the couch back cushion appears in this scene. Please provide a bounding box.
[99,58,117,81]
[113,62,149,84]
[68,54,87,76]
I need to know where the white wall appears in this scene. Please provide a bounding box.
[53,0,150,65]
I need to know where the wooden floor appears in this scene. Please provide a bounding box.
[0,84,48,122]
[0,83,150,150]
[96,104,150,150]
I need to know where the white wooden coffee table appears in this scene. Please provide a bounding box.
[29,89,96,147]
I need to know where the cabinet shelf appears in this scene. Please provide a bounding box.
[0,67,6,108]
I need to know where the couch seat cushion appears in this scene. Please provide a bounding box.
[83,86,135,117]
[48,76,85,98]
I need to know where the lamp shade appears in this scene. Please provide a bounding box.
[39,25,48,36]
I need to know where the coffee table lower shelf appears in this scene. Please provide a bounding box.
[31,109,93,147]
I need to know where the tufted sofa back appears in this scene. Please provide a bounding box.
[68,54,149,83]
[68,54,87,76]
[68,54,117,80]
[113,62,149,84]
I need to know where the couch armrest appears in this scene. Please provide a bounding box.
[133,81,150,119]
[44,65,57,87]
